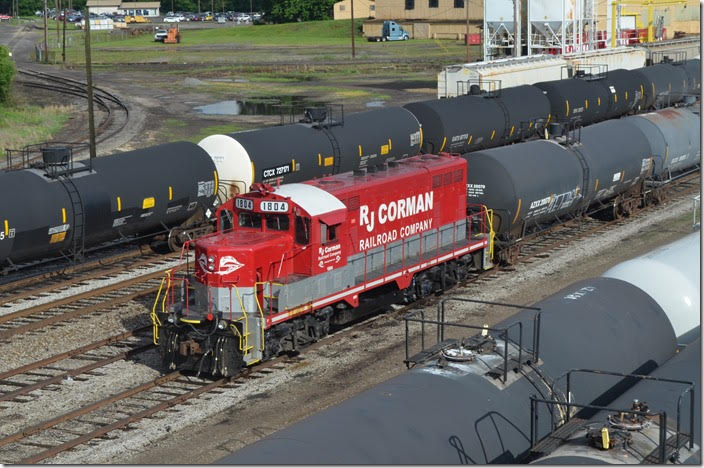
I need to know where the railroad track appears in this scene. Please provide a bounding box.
[0,173,697,463]
[0,256,184,342]
[11,68,129,164]
[0,250,178,309]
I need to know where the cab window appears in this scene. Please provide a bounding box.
[295,216,310,245]
[238,212,262,228]
[321,223,339,244]
[266,214,290,231]
[219,210,234,232]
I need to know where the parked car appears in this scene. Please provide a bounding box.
[164,15,180,22]
[154,27,168,41]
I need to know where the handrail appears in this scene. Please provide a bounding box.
[150,269,172,344]
[558,368,695,452]
[232,285,252,354]
[529,396,669,462]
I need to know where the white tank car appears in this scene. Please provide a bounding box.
[602,231,700,338]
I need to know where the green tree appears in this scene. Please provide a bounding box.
[261,0,336,22]
[0,45,15,105]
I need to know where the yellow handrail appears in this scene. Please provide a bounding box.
[150,269,172,345]
[232,285,253,354]
[482,205,496,259]
[229,323,244,352]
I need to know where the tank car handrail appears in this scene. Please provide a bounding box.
[529,396,670,463]
[557,368,695,452]
[403,298,542,382]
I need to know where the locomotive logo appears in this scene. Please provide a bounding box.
[198,254,244,275]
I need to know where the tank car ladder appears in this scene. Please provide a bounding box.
[57,175,86,262]
[320,127,343,175]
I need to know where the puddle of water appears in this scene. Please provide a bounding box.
[195,96,323,116]
[204,78,250,83]
[366,100,385,107]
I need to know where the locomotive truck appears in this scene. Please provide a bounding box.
[152,153,493,376]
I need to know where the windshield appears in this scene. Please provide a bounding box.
[238,212,262,228]
[266,214,290,231]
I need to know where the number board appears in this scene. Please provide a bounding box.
[260,201,289,213]
[235,198,254,210]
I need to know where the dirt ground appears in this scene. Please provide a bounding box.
[0,22,700,465]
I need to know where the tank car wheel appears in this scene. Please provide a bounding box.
[167,227,184,252]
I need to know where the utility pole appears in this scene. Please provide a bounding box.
[250,0,253,16]
[62,0,66,63]
[55,0,60,44]
[84,7,97,159]
[350,0,355,58]
[513,0,521,57]
[465,0,470,63]
[43,0,49,63]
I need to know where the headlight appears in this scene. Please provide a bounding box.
[167,315,174,323]
[218,320,226,330]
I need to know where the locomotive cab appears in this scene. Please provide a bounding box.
[155,182,349,375]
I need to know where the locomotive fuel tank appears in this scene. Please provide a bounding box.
[602,231,700,338]
[198,107,422,199]
[403,85,550,154]
[464,140,583,237]
[218,277,677,464]
[623,107,701,178]
[0,142,217,266]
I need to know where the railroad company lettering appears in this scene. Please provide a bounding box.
[358,191,435,251]
[360,191,434,232]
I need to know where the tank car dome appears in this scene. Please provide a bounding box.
[198,134,253,200]
[602,231,700,338]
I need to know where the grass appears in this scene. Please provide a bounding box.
[0,104,71,151]
[159,118,246,143]
[57,19,478,66]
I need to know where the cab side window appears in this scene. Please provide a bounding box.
[219,210,234,232]
[321,223,339,244]
[295,216,310,245]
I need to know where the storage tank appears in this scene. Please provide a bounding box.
[623,107,701,179]
[637,62,688,108]
[405,86,550,155]
[599,68,648,117]
[198,107,421,199]
[219,277,677,464]
[531,334,701,464]
[602,231,700,338]
[534,76,609,125]
[678,58,701,96]
[0,142,217,266]
[464,140,583,238]
[574,117,653,205]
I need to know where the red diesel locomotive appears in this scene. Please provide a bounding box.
[152,153,493,376]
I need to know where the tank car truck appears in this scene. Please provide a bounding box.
[151,153,493,376]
